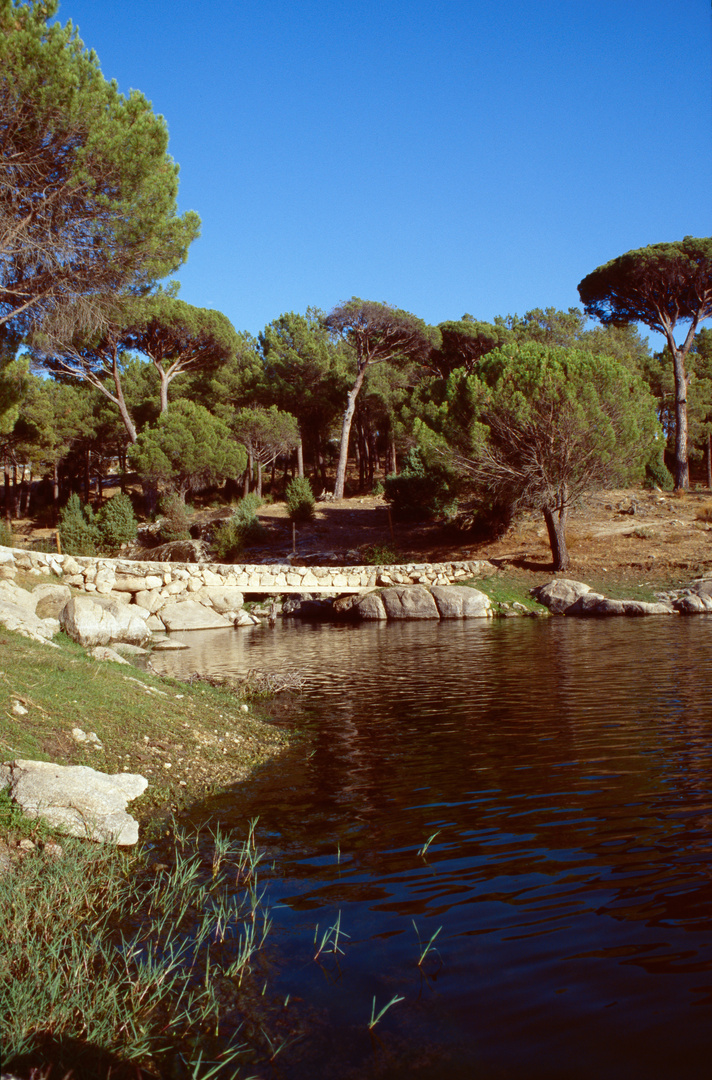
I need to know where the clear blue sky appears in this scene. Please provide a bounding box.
[55,0,711,345]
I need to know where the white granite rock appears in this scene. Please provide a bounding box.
[0,760,147,845]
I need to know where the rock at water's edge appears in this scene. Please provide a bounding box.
[0,760,147,845]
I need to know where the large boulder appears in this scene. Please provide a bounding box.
[138,539,206,563]
[0,588,59,644]
[60,595,150,647]
[349,591,387,620]
[0,547,16,579]
[192,585,245,614]
[380,585,440,620]
[566,594,673,617]
[430,585,491,618]
[692,579,712,596]
[0,579,36,611]
[32,583,72,619]
[0,760,148,845]
[530,579,592,613]
[159,600,233,631]
[673,592,712,614]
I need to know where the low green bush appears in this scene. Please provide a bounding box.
[284,476,315,521]
[644,450,674,490]
[158,492,192,543]
[59,493,138,556]
[95,493,138,551]
[58,494,101,556]
[384,448,457,521]
[360,543,399,565]
[214,494,266,560]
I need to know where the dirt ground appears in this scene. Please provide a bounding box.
[252,487,712,593]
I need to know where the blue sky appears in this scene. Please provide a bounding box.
[55,0,711,345]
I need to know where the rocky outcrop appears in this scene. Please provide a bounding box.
[430,585,491,618]
[60,595,151,647]
[532,579,676,617]
[0,579,62,644]
[0,760,148,845]
[339,583,492,622]
[160,600,233,631]
[381,585,441,620]
[531,579,592,613]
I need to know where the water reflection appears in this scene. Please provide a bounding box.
[153,618,712,1079]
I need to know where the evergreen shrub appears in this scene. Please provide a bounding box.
[214,494,265,560]
[95,493,138,551]
[285,476,315,521]
[384,448,457,520]
[58,494,101,556]
[157,493,192,543]
[644,450,674,490]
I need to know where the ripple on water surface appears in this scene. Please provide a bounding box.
[153,616,712,1079]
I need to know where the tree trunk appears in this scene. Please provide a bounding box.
[256,459,263,499]
[297,438,304,479]
[158,369,169,413]
[388,430,397,477]
[334,365,368,498]
[83,451,91,505]
[12,464,20,519]
[4,458,10,519]
[670,346,690,489]
[21,467,31,517]
[543,502,569,571]
[53,461,59,516]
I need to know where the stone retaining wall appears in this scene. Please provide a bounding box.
[0,547,494,632]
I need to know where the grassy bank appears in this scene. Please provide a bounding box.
[1,800,275,1079]
[0,627,289,817]
[0,624,295,1078]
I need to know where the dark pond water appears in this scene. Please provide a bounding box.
[152,617,712,1079]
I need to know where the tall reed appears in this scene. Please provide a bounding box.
[0,820,269,1078]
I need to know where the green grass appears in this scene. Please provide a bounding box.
[0,817,271,1079]
[0,627,288,815]
[578,577,662,603]
[465,575,548,615]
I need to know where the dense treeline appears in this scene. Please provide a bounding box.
[2,1,711,571]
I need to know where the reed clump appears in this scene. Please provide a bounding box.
[0,812,270,1079]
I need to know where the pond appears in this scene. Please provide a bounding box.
[151,616,712,1079]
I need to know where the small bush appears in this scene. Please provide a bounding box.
[644,451,674,491]
[158,493,192,543]
[384,449,457,521]
[0,520,13,547]
[360,543,399,565]
[696,501,712,523]
[95,493,138,552]
[214,494,266,560]
[58,494,101,556]
[285,476,315,522]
